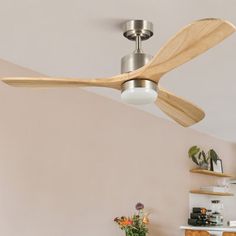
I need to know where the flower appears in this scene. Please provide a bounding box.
[143,215,149,224]
[121,219,133,226]
[128,220,133,225]
[135,202,144,210]
[114,203,150,236]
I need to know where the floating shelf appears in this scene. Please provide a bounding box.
[190,168,234,178]
[190,190,234,196]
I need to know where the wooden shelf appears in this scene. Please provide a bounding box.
[190,168,234,178]
[190,190,234,196]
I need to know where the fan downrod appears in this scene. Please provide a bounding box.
[121,20,154,74]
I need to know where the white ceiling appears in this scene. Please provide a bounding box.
[0,0,235,141]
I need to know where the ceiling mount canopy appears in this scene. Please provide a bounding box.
[122,19,154,41]
[1,18,235,127]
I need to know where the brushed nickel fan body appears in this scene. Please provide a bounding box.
[1,18,235,127]
[121,20,153,73]
[121,20,157,105]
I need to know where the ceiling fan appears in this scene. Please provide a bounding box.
[1,18,235,127]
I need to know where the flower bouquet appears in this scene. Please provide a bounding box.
[114,203,150,236]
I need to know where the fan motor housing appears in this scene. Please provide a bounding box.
[121,52,152,73]
[121,20,154,73]
[121,79,157,92]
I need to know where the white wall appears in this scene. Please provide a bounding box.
[0,61,235,236]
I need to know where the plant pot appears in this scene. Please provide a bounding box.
[199,163,209,170]
[126,234,146,236]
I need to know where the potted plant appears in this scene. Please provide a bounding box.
[188,146,219,170]
[114,203,150,236]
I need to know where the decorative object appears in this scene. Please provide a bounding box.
[228,221,236,227]
[188,146,219,170]
[211,159,223,173]
[210,200,224,226]
[114,202,150,236]
[188,207,209,226]
[200,186,227,193]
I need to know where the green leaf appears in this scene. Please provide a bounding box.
[202,151,208,164]
[188,146,200,157]
[192,156,199,165]
[202,151,206,158]
[209,149,219,164]
[197,152,202,160]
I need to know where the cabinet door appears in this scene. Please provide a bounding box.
[223,233,236,236]
[185,230,210,236]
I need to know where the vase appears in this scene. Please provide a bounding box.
[126,233,146,236]
[126,235,146,236]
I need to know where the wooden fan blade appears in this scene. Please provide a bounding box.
[129,18,236,82]
[2,19,235,91]
[1,73,128,90]
[156,88,205,127]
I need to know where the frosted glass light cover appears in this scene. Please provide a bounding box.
[121,87,157,105]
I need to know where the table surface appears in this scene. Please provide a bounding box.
[180,226,236,232]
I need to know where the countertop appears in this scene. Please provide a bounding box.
[180,226,236,232]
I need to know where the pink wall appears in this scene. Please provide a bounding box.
[0,60,235,236]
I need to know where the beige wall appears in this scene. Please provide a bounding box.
[0,61,235,236]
